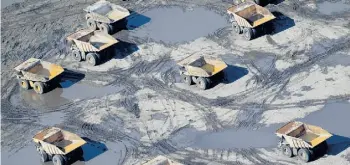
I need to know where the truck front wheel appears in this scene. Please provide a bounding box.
[86,53,99,66]
[196,77,209,90]
[72,49,82,62]
[19,79,30,90]
[281,145,293,157]
[182,75,193,85]
[298,148,312,162]
[87,18,97,30]
[243,28,254,41]
[98,23,112,34]
[232,21,242,34]
[39,149,49,162]
[33,82,46,94]
[52,155,67,165]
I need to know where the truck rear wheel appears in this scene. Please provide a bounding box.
[87,18,97,30]
[232,21,242,34]
[39,149,49,162]
[86,53,99,66]
[281,145,293,157]
[243,28,254,41]
[33,82,46,94]
[196,77,208,90]
[182,75,193,85]
[99,23,112,34]
[52,155,66,165]
[298,148,311,162]
[19,79,30,90]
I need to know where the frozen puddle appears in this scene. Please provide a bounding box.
[1,144,42,165]
[1,0,25,8]
[318,1,350,15]
[38,111,65,126]
[59,81,123,100]
[128,7,228,43]
[301,101,350,137]
[170,125,282,149]
[18,82,122,108]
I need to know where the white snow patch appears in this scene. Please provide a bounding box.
[275,60,293,71]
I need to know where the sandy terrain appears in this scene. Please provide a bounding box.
[1,0,350,164]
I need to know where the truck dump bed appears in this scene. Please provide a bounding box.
[178,56,227,77]
[84,0,130,23]
[276,121,332,148]
[227,1,275,28]
[14,58,64,82]
[142,155,183,165]
[33,127,86,155]
[66,29,118,52]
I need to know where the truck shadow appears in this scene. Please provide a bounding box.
[80,137,108,162]
[108,11,150,34]
[57,69,85,89]
[208,65,249,89]
[223,65,249,84]
[98,40,139,65]
[126,11,151,30]
[270,0,285,5]
[326,134,350,156]
[269,11,295,35]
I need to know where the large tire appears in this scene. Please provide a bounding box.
[233,0,243,5]
[254,0,262,5]
[39,149,49,162]
[196,77,208,90]
[86,53,99,66]
[232,21,242,34]
[182,75,193,85]
[243,28,254,41]
[33,82,45,94]
[18,79,30,90]
[86,18,97,30]
[71,49,82,62]
[98,23,112,34]
[298,148,311,162]
[281,145,293,157]
[52,155,66,165]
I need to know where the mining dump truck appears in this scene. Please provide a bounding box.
[33,127,86,165]
[227,1,275,40]
[85,0,130,34]
[142,155,183,165]
[66,29,118,66]
[14,58,64,94]
[177,56,227,90]
[276,121,332,162]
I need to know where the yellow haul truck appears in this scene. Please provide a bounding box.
[14,58,64,94]
[142,155,183,165]
[177,56,227,90]
[276,121,332,162]
[33,127,86,165]
[66,29,118,66]
[227,1,275,40]
[85,0,130,34]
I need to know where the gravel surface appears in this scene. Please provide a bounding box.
[1,0,350,164]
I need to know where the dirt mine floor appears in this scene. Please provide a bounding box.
[1,0,350,164]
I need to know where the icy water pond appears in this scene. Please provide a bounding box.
[128,6,229,44]
[318,1,350,15]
